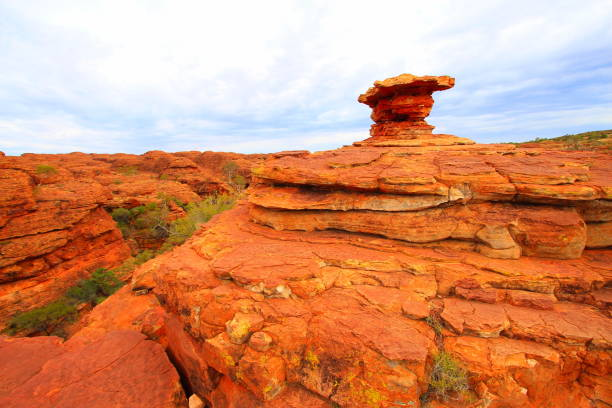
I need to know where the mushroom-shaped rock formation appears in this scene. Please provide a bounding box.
[356,73,473,147]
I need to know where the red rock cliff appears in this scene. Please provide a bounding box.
[0,156,131,330]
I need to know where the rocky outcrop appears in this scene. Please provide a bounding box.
[355,74,473,147]
[0,330,187,407]
[17,150,267,208]
[248,75,611,260]
[0,156,131,330]
[122,203,611,407]
[110,74,609,407]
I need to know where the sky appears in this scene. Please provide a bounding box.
[1,0,612,155]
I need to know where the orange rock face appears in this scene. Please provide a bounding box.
[248,75,610,262]
[0,156,131,330]
[0,149,268,328]
[119,203,610,407]
[0,330,187,407]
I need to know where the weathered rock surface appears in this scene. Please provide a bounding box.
[249,75,611,259]
[118,203,611,407]
[109,74,608,407]
[0,149,267,329]
[0,330,187,407]
[355,74,472,147]
[17,150,267,207]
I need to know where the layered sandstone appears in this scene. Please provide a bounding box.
[18,150,267,206]
[0,156,131,330]
[1,74,610,408]
[248,75,611,260]
[119,202,611,407]
[355,74,473,147]
[0,150,267,328]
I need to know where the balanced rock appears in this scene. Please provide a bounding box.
[355,73,473,147]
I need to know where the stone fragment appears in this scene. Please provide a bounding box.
[401,299,430,319]
[188,394,205,408]
[248,331,273,352]
[226,312,265,344]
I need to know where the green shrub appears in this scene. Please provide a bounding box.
[167,194,236,245]
[113,179,123,185]
[134,250,156,265]
[4,268,124,336]
[66,268,122,305]
[5,300,77,336]
[425,315,443,335]
[111,208,132,224]
[35,164,57,175]
[428,352,469,401]
[116,165,138,176]
[232,174,247,190]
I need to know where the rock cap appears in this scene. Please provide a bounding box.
[358,74,455,108]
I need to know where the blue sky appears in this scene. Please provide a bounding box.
[1,0,611,155]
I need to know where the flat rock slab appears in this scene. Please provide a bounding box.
[0,330,186,408]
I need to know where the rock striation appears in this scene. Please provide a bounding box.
[248,75,611,260]
[109,74,611,407]
[0,150,267,329]
[0,155,131,330]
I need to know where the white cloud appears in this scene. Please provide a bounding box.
[1,0,611,154]
[0,115,129,154]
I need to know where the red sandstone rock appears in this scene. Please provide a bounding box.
[355,74,475,147]
[0,330,186,407]
[250,202,586,259]
[116,204,611,407]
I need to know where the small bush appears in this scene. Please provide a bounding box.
[134,249,156,265]
[113,179,123,185]
[428,352,469,401]
[111,208,132,224]
[35,164,57,175]
[116,165,138,176]
[66,268,122,305]
[4,300,77,336]
[4,269,123,336]
[167,194,236,245]
[425,315,443,335]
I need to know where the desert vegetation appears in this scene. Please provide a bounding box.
[3,268,122,337]
[35,164,58,175]
[514,129,612,150]
[421,352,470,404]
